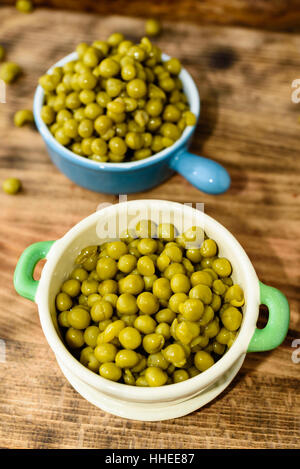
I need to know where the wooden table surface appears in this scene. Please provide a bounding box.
[0,6,299,449]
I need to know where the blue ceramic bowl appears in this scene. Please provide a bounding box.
[33,52,230,195]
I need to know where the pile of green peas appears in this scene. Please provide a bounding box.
[39,34,196,163]
[55,220,245,387]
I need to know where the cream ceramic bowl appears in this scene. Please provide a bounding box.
[14,200,289,421]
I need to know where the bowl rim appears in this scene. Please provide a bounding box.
[33,52,200,172]
[35,200,260,402]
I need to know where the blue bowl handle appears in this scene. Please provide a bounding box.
[169,149,231,195]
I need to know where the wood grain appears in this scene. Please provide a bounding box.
[0,6,299,449]
[3,0,300,31]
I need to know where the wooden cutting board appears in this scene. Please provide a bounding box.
[0,6,299,449]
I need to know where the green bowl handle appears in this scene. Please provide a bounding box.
[14,241,55,302]
[247,281,290,352]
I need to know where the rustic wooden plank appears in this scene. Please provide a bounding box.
[2,0,300,31]
[0,7,299,449]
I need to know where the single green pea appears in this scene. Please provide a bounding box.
[164,58,181,75]
[118,274,144,295]
[56,292,72,312]
[180,298,204,321]
[173,369,189,383]
[143,333,165,354]
[152,278,172,301]
[157,223,176,241]
[126,78,147,99]
[137,291,159,315]
[190,271,213,288]
[212,258,232,278]
[61,279,81,297]
[96,257,118,280]
[221,306,242,331]
[99,362,122,381]
[137,256,155,276]
[67,307,91,330]
[145,366,167,387]
[155,308,176,324]
[108,137,127,156]
[79,89,96,106]
[2,177,22,195]
[14,109,34,127]
[58,311,70,328]
[189,284,212,304]
[98,58,120,78]
[184,111,197,126]
[119,327,142,350]
[116,293,138,315]
[81,279,99,296]
[91,300,113,322]
[163,244,182,263]
[0,62,22,83]
[170,273,191,294]
[224,284,245,307]
[194,351,214,372]
[162,343,186,367]
[115,349,140,368]
[145,18,162,37]
[134,315,157,335]
[200,239,217,258]
[118,254,137,273]
[16,0,34,13]
[94,343,117,363]
[65,327,84,348]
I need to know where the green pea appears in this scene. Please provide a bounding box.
[65,328,84,348]
[143,333,165,354]
[145,367,167,387]
[200,239,217,258]
[99,362,122,381]
[14,109,34,127]
[127,78,147,99]
[119,327,142,350]
[145,18,162,36]
[91,300,113,322]
[173,369,189,383]
[115,349,139,368]
[61,279,81,297]
[212,258,232,278]
[221,306,242,331]
[134,315,157,334]
[162,343,186,367]
[2,177,21,195]
[99,58,120,78]
[16,0,34,13]
[67,307,91,329]
[137,292,159,315]
[194,351,214,372]
[0,62,22,83]
[116,293,138,315]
